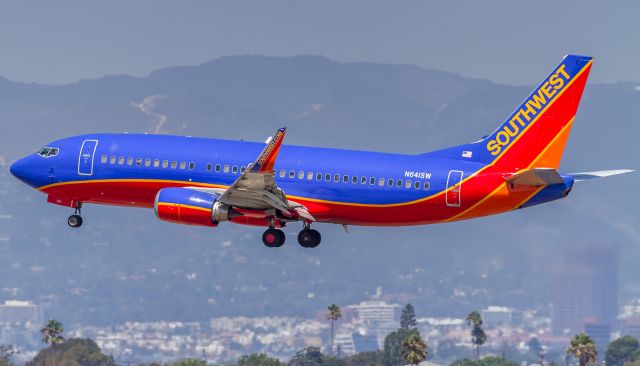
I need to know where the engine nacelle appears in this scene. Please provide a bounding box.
[154,187,219,227]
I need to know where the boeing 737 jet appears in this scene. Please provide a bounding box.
[9,55,633,248]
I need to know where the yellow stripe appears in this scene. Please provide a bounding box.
[442,117,576,222]
[38,62,591,210]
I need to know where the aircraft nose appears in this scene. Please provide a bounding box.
[10,156,32,184]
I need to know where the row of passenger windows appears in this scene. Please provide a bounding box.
[99,155,430,190]
[277,169,430,190]
[100,155,196,170]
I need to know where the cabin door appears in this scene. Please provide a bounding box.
[78,139,99,176]
[446,170,463,207]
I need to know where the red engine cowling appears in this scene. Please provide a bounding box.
[154,188,218,227]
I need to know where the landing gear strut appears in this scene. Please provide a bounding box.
[67,203,83,228]
[297,222,321,248]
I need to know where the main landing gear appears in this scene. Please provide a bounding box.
[260,221,322,248]
[67,203,83,228]
[262,228,285,248]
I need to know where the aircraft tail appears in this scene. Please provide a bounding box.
[430,55,593,170]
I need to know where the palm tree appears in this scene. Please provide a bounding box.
[40,319,65,346]
[567,333,598,366]
[326,304,342,355]
[466,311,487,359]
[403,333,428,366]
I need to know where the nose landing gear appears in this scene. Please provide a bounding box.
[67,203,83,228]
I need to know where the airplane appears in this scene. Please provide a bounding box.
[9,54,633,248]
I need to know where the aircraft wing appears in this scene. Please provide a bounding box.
[215,127,315,221]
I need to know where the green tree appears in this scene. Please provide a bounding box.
[567,333,598,366]
[289,347,324,366]
[383,328,418,366]
[342,351,383,366]
[40,319,64,346]
[403,333,427,366]
[26,338,116,366]
[400,304,418,330]
[466,311,487,359]
[172,359,206,366]
[606,336,639,366]
[238,353,286,366]
[326,304,342,355]
[450,356,518,366]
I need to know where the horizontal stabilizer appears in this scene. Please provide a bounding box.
[570,169,634,181]
[505,168,564,187]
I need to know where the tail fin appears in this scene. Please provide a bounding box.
[432,55,593,170]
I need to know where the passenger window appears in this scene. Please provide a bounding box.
[387,179,393,187]
[370,177,376,185]
[414,181,421,189]
[424,182,430,190]
[279,169,286,178]
[215,164,221,172]
[154,159,160,168]
[378,178,385,186]
[110,156,116,164]
[343,175,349,183]
[352,176,358,184]
[145,159,151,167]
[180,162,187,169]
[206,163,212,172]
[405,180,412,189]
[232,166,238,173]
[289,170,295,178]
[334,174,340,182]
[223,164,230,173]
[118,156,125,165]
[136,158,143,166]
[101,155,107,163]
[307,172,314,180]
[325,173,331,181]
[316,173,322,181]
[189,162,196,170]
[171,161,177,169]
[396,179,402,187]
[240,166,246,173]
[360,176,367,184]
[162,160,168,168]
[127,157,133,166]
[298,171,304,179]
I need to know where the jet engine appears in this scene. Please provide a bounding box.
[154,187,239,227]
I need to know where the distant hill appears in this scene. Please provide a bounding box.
[0,55,638,325]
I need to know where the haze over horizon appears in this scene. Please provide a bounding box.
[2,0,640,85]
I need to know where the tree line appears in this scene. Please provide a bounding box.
[3,312,640,366]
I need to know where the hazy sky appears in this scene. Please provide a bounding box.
[1,0,639,85]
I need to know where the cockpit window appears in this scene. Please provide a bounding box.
[37,147,59,158]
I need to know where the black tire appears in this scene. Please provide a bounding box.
[298,229,321,248]
[262,228,285,248]
[310,229,321,246]
[67,215,83,228]
[298,229,314,248]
